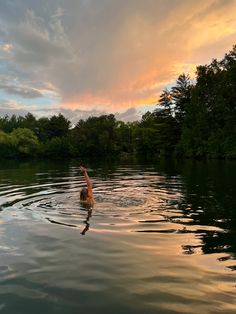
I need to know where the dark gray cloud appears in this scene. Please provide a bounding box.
[11,10,73,67]
[0,82,42,98]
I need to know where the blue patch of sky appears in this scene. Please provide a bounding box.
[0,59,29,81]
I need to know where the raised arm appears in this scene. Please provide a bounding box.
[80,166,93,200]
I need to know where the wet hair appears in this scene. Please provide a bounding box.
[80,187,88,201]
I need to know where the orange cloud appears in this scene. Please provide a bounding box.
[5,0,236,112]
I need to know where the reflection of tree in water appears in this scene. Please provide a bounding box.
[0,159,71,185]
[176,161,236,268]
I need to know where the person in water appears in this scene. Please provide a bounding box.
[80,166,94,207]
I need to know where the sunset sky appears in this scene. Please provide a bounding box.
[0,0,236,122]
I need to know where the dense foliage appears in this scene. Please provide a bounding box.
[0,46,236,159]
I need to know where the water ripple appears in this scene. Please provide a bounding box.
[0,163,235,313]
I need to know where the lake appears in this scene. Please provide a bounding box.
[0,159,235,314]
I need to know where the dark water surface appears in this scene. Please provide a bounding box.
[0,159,235,314]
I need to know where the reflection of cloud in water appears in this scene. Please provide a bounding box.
[95,194,145,208]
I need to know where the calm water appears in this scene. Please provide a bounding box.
[0,159,235,314]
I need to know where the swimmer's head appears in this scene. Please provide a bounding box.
[80,187,88,201]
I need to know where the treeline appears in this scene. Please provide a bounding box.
[0,45,236,159]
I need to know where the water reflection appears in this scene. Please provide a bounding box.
[173,160,236,268]
[81,209,93,235]
[0,159,236,313]
[0,159,235,264]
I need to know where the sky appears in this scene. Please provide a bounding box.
[0,0,236,122]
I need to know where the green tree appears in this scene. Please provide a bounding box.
[178,47,236,158]
[159,88,172,114]
[72,114,117,157]
[11,128,39,157]
[171,73,192,124]
[0,130,12,157]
